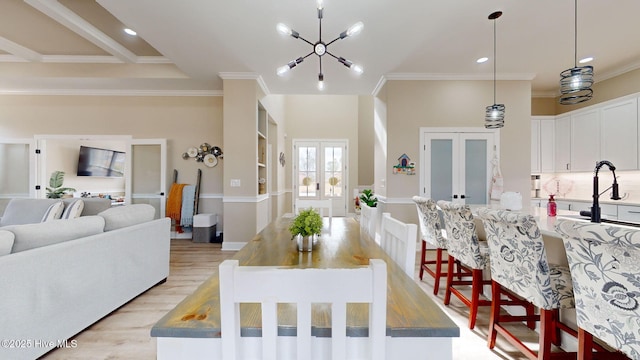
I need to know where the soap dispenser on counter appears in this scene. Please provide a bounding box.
[547,194,557,217]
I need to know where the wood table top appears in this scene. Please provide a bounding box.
[151,217,459,338]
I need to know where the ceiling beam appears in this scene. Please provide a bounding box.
[0,36,42,62]
[25,0,137,63]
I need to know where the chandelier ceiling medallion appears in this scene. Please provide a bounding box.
[559,0,593,105]
[485,11,505,129]
[276,0,364,91]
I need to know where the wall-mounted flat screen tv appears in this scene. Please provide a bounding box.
[77,146,125,177]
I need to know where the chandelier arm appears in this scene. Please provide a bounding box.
[325,51,340,60]
[319,55,323,74]
[325,36,343,47]
[302,51,315,60]
[296,36,315,47]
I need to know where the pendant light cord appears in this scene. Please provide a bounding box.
[493,16,497,104]
[573,0,578,68]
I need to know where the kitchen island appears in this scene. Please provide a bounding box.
[151,217,459,359]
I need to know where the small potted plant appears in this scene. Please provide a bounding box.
[46,170,76,199]
[359,189,378,207]
[289,208,323,252]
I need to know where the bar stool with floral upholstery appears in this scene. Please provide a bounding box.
[556,219,635,360]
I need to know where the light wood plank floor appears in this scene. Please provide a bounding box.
[41,240,551,360]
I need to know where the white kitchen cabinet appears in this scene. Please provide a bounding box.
[531,119,540,173]
[571,109,601,172]
[531,117,555,174]
[600,98,638,170]
[554,115,571,172]
[540,119,555,172]
[618,205,640,222]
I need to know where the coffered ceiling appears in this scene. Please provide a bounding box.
[1,0,639,96]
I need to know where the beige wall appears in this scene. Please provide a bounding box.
[284,95,360,212]
[358,95,375,187]
[531,68,640,116]
[378,79,532,224]
[0,96,223,206]
[532,97,557,116]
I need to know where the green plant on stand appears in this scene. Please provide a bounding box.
[360,189,378,207]
[289,208,323,251]
[46,171,76,199]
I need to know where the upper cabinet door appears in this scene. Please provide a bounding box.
[570,109,600,172]
[554,115,571,172]
[540,119,555,173]
[600,98,638,170]
[531,119,540,173]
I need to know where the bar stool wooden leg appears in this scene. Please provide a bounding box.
[419,240,426,280]
[538,309,554,360]
[469,269,483,329]
[444,254,455,305]
[433,248,444,295]
[488,280,501,349]
[579,329,593,360]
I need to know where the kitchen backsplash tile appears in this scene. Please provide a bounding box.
[538,171,640,203]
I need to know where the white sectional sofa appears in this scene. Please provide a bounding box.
[0,199,170,360]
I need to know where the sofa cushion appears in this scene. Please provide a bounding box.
[0,230,14,256]
[61,199,84,219]
[0,199,64,227]
[80,198,112,216]
[6,216,105,254]
[99,204,155,231]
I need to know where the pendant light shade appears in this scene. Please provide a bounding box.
[559,0,593,105]
[485,11,504,129]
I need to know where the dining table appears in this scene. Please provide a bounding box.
[151,216,459,360]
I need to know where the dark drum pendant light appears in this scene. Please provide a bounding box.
[559,0,593,105]
[485,11,505,129]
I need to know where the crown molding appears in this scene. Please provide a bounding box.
[0,88,222,97]
[372,76,387,97]
[218,72,260,80]
[384,72,537,81]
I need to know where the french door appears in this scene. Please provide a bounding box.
[421,130,496,205]
[293,140,348,216]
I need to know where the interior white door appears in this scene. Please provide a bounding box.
[293,140,348,216]
[422,131,494,205]
[126,139,167,219]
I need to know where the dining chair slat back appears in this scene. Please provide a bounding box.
[359,202,378,241]
[379,212,417,277]
[219,259,388,360]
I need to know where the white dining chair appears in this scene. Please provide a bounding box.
[295,198,332,223]
[219,259,387,360]
[379,212,418,278]
[359,202,378,241]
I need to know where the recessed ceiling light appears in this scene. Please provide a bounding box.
[476,57,489,63]
[579,57,594,64]
[124,28,137,36]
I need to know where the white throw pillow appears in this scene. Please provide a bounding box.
[61,199,84,219]
[0,230,15,256]
[41,201,64,222]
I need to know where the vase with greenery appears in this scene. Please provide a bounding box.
[289,208,323,251]
[359,189,378,207]
[46,171,76,199]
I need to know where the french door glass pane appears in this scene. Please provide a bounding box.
[431,139,453,202]
[298,146,317,197]
[324,146,342,197]
[0,144,30,197]
[464,139,488,205]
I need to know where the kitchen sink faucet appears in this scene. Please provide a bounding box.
[590,160,622,223]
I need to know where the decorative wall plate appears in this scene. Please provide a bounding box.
[187,147,198,158]
[279,152,286,167]
[203,153,218,167]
